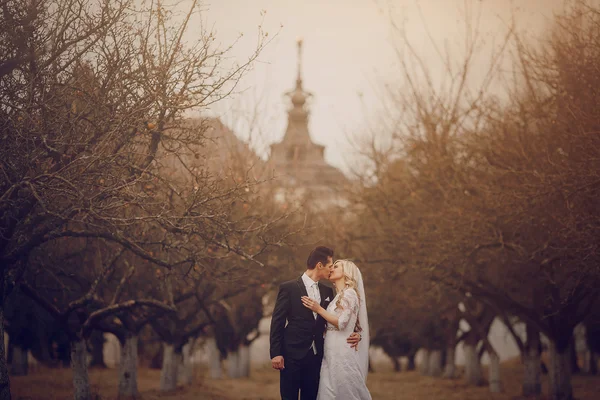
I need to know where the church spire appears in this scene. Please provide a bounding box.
[295,37,303,90]
[288,37,310,109]
[268,38,348,192]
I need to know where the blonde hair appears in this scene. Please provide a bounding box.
[333,259,363,332]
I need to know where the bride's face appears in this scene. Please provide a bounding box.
[329,262,344,281]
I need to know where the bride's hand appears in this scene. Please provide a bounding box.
[301,296,321,312]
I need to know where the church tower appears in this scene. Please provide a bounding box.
[269,39,347,203]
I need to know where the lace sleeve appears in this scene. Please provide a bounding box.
[337,289,359,331]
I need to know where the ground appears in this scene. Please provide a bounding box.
[10,359,600,400]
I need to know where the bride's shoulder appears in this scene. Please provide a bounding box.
[345,288,359,298]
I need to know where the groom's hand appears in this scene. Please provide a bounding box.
[347,333,361,350]
[271,355,285,370]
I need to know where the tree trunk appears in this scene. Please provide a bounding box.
[173,350,183,386]
[6,338,12,366]
[206,338,222,379]
[406,352,416,371]
[226,349,240,378]
[569,336,580,374]
[392,357,401,372]
[427,350,443,377]
[9,346,28,376]
[418,349,429,375]
[464,344,483,386]
[548,341,574,400]
[488,351,502,393]
[582,349,591,374]
[591,353,598,375]
[89,330,106,369]
[523,346,542,396]
[159,344,178,392]
[0,307,12,400]
[71,339,92,400]
[443,345,456,379]
[238,345,250,378]
[522,324,542,397]
[118,335,138,399]
[180,339,194,386]
[150,345,163,370]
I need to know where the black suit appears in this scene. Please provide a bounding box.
[270,276,334,400]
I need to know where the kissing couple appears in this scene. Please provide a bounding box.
[269,246,372,400]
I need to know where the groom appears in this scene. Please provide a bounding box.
[270,246,361,400]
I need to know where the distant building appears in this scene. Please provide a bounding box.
[268,40,348,210]
[158,117,264,190]
[175,41,348,210]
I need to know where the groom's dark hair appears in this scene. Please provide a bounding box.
[306,246,334,270]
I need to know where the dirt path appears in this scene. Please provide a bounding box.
[202,362,600,400]
[10,361,600,400]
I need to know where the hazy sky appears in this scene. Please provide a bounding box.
[196,0,567,173]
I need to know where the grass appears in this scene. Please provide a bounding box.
[10,358,600,400]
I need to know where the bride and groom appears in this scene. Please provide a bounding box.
[270,246,372,400]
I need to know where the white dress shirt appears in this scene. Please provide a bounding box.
[302,272,321,354]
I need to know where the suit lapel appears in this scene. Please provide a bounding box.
[296,277,314,319]
[296,276,309,297]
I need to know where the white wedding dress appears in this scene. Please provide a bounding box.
[317,288,372,400]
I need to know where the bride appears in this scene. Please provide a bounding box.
[301,260,372,400]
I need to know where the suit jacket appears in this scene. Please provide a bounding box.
[270,276,334,360]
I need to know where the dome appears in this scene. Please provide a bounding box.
[291,89,306,106]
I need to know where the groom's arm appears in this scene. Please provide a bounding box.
[270,283,290,360]
[347,332,361,349]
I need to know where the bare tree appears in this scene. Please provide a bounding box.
[0,0,286,399]
[345,3,600,400]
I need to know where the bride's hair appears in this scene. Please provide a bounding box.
[333,259,363,332]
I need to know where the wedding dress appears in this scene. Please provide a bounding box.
[317,286,371,400]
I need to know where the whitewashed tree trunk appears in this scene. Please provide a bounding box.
[227,350,241,378]
[180,339,194,386]
[118,335,138,399]
[488,351,502,393]
[71,339,92,400]
[464,344,483,386]
[582,350,591,374]
[0,308,12,400]
[443,346,456,379]
[238,345,250,378]
[427,350,443,377]
[548,342,574,400]
[581,347,597,375]
[523,346,542,396]
[10,346,28,376]
[418,349,430,375]
[207,338,222,379]
[159,344,178,392]
[173,351,183,385]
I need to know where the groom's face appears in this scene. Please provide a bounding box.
[317,256,334,280]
